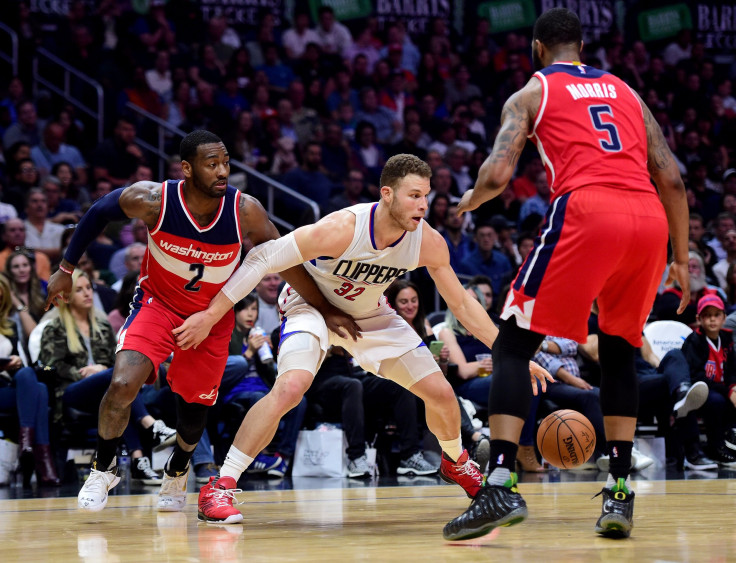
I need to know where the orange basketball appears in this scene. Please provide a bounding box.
[536,409,596,469]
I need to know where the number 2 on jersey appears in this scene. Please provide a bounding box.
[185,263,205,292]
[334,281,365,301]
[588,104,621,152]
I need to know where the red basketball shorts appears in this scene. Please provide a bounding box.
[116,290,235,405]
[501,187,668,346]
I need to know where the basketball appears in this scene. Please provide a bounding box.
[537,409,596,469]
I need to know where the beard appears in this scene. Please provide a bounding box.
[689,273,706,293]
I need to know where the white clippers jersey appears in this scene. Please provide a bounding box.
[302,203,422,318]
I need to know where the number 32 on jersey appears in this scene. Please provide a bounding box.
[334,281,365,301]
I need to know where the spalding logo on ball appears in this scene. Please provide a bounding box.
[537,409,596,469]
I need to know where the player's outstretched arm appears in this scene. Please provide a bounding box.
[457,81,540,216]
[419,225,553,392]
[638,95,690,314]
[45,181,161,310]
[173,210,356,350]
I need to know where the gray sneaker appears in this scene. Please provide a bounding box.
[346,455,372,478]
[397,452,439,476]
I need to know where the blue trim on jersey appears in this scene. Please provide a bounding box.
[513,192,571,297]
[279,330,300,349]
[539,63,609,80]
[416,341,427,348]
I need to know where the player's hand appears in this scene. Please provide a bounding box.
[530,361,554,395]
[321,304,361,341]
[665,260,690,315]
[456,189,477,216]
[173,311,216,350]
[45,269,74,310]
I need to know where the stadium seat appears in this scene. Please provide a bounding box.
[642,320,692,362]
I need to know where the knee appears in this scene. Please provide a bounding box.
[343,378,362,401]
[273,376,310,412]
[108,375,141,405]
[421,378,457,408]
[13,367,37,386]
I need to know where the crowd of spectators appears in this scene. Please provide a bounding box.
[0,2,735,483]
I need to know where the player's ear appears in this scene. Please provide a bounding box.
[181,159,192,179]
[380,185,393,202]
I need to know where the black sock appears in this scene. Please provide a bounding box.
[489,440,518,472]
[165,443,193,476]
[94,435,120,471]
[607,440,633,481]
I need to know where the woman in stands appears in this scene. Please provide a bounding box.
[5,250,45,336]
[0,274,59,486]
[39,270,175,485]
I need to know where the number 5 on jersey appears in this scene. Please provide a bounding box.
[588,104,621,152]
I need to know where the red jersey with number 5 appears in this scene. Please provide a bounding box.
[528,62,654,200]
[138,180,242,317]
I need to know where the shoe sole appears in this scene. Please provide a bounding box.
[443,507,528,541]
[346,472,371,478]
[153,434,178,452]
[197,512,244,524]
[674,382,708,418]
[78,475,121,512]
[683,460,718,471]
[158,500,186,512]
[139,478,164,486]
[595,515,632,538]
[725,439,736,452]
[396,467,438,476]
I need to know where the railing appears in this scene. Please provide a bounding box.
[0,23,18,77]
[32,47,104,144]
[124,102,320,231]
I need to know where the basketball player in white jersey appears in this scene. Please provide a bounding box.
[174,154,552,524]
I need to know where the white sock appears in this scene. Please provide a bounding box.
[438,437,463,461]
[219,446,253,483]
[488,467,511,486]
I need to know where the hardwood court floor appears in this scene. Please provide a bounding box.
[1,478,735,562]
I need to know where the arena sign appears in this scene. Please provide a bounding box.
[695,2,736,50]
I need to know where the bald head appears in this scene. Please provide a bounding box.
[3,218,26,247]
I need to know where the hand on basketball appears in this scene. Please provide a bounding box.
[529,361,554,395]
[321,305,362,342]
[173,311,215,350]
[44,269,73,310]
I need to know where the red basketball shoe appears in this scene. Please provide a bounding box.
[439,449,486,498]
[197,476,243,524]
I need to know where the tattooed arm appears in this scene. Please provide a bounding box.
[638,94,690,314]
[457,79,541,215]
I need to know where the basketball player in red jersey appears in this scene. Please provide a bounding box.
[45,130,359,515]
[443,9,690,540]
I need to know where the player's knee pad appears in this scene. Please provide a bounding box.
[598,331,639,418]
[378,345,439,390]
[277,332,324,377]
[175,395,209,446]
[494,317,546,359]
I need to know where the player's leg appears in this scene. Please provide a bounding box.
[199,331,321,524]
[378,347,486,498]
[77,351,155,512]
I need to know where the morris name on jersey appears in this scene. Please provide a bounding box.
[332,259,408,285]
[565,82,617,100]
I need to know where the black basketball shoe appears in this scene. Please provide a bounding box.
[443,473,528,541]
[594,478,635,538]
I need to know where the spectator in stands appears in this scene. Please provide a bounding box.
[109,243,145,293]
[205,15,237,65]
[280,141,336,223]
[443,203,474,272]
[130,1,177,56]
[254,273,282,335]
[350,121,385,187]
[0,76,25,127]
[510,157,543,202]
[226,48,254,92]
[0,274,60,486]
[107,270,138,336]
[518,170,551,227]
[76,252,116,314]
[707,212,736,262]
[257,43,295,93]
[3,100,41,150]
[458,222,512,296]
[713,230,736,290]
[41,175,81,224]
[445,64,482,111]
[145,50,173,102]
[445,145,473,195]
[165,80,192,130]
[680,295,736,467]
[120,65,164,118]
[5,156,38,214]
[354,87,400,146]
[24,188,65,262]
[315,6,352,58]
[0,219,51,280]
[282,10,320,61]
[4,249,45,329]
[90,116,146,188]
[327,66,359,116]
[426,193,450,233]
[321,169,370,217]
[30,122,87,184]
[286,80,320,146]
[216,75,249,120]
[343,25,381,74]
[320,121,350,182]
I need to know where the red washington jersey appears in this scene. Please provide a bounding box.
[528,62,655,200]
[138,180,242,317]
